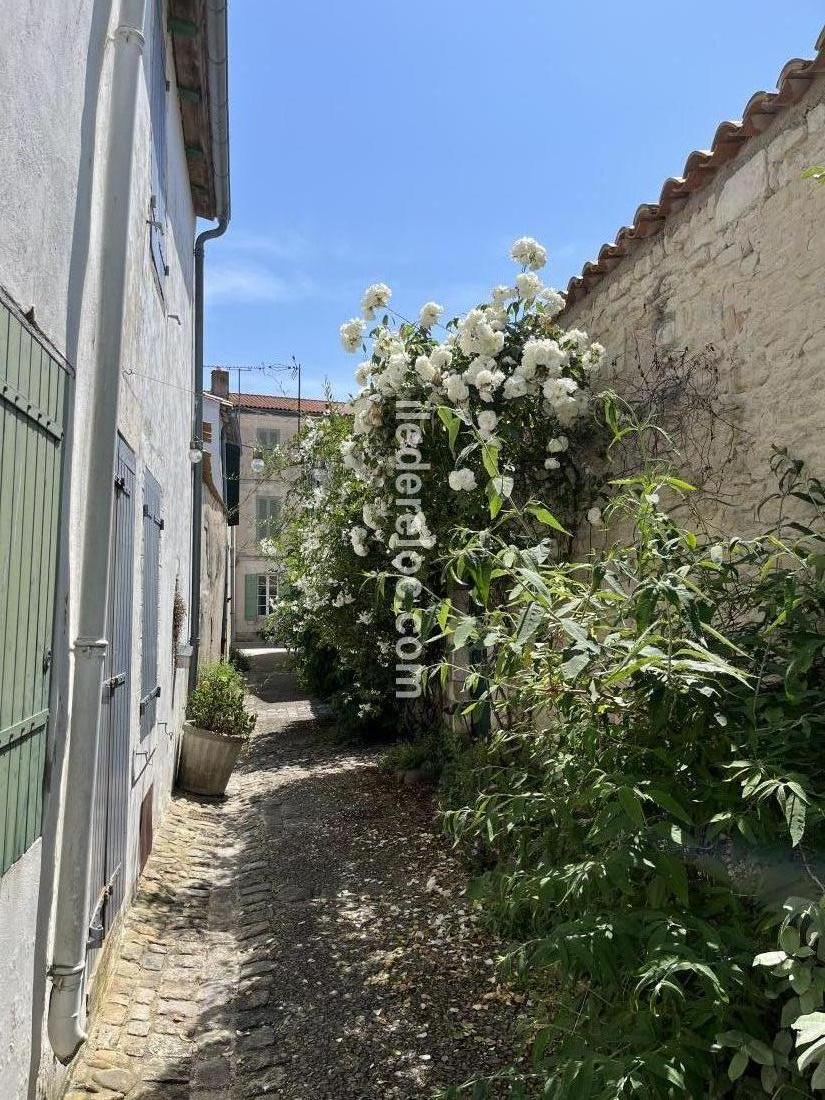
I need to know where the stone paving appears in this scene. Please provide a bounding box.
[65,652,528,1100]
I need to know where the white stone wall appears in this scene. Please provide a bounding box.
[0,2,197,1094]
[563,77,825,535]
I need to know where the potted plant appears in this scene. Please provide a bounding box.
[177,662,256,797]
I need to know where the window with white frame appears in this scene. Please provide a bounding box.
[244,572,278,621]
[257,573,278,617]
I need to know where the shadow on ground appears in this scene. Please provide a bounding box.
[66,651,529,1100]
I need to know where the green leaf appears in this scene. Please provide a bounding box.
[617,786,646,829]
[437,406,460,452]
[643,1054,685,1088]
[728,1048,749,1081]
[780,926,802,956]
[481,442,500,479]
[452,616,477,650]
[526,503,569,535]
[746,1039,775,1066]
[754,951,788,969]
[561,650,591,681]
[812,1059,825,1089]
[798,1035,825,1072]
[645,788,693,825]
[436,599,452,632]
[786,794,807,847]
[515,603,545,647]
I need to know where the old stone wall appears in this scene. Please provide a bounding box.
[563,76,825,535]
[199,459,229,667]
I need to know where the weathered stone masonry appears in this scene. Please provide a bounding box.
[563,71,825,533]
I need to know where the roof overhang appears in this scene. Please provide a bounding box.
[167,0,230,220]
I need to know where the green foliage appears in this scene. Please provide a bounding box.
[380,731,442,779]
[186,661,257,738]
[228,645,251,675]
[439,449,825,1097]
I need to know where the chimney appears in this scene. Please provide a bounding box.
[211,368,229,397]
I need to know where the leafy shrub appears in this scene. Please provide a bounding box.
[437,451,825,1097]
[186,662,257,738]
[380,732,442,778]
[228,645,251,675]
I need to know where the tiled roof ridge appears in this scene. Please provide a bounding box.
[563,25,825,310]
[228,393,349,412]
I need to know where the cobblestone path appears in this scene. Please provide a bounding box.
[65,652,528,1100]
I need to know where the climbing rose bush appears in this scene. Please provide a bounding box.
[268,239,607,732]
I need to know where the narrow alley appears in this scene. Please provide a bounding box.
[64,652,528,1100]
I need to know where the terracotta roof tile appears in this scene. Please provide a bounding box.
[562,25,825,310]
[228,393,350,415]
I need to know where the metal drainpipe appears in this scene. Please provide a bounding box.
[189,216,228,691]
[47,0,148,1064]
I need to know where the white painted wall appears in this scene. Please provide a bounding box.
[0,1,199,1094]
[202,393,225,491]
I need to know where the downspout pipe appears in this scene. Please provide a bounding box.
[47,0,148,1064]
[189,0,230,690]
[189,215,228,691]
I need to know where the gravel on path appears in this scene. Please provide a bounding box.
[64,651,529,1100]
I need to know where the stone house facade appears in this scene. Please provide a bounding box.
[204,372,342,644]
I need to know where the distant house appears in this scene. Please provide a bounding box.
[199,386,241,664]
[0,1,229,1095]
[206,370,346,643]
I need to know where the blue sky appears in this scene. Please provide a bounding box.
[203,1,823,401]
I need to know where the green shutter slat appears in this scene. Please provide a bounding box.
[0,297,66,875]
[244,574,258,620]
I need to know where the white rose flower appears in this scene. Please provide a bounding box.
[709,543,725,563]
[503,375,528,400]
[354,362,370,387]
[409,510,436,549]
[546,435,568,453]
[349,526,369,556]
[541,287,565,316]
[418,301,443,329]
[544,457,560,470]
[587,507,604,528]
[430,345,452,371]
[485,303,508,330]
[543,376,578,405]
[583,342,605,376]
[340,317,365,353]
[477,410,498,439]
[510,236,548,270]
[474,368,493,390]
[491,285,515,304]
[563,328,590,354]
[444,374,470,403]
[361,282,392,320]
[448,467,476,492]
[516,272,543,301]
[414,355,436,383]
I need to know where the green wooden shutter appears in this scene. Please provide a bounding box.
[244,574,258,620]
[0,298,67,875]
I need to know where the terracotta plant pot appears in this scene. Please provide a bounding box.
[177,721,246,797]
